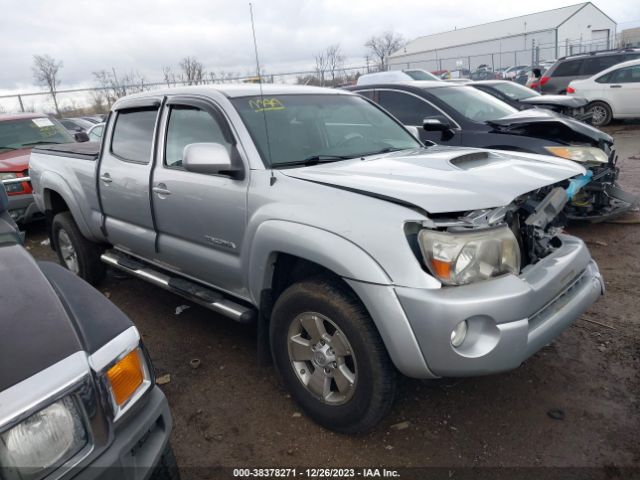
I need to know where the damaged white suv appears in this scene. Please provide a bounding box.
[29,85,604,433]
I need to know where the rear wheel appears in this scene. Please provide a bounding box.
[588,101,612,127]
[270,275,397,433]
[51,211,106,285]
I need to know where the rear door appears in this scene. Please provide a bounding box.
[151,96,249,298]
[605,65,640,115]
[374,89,461,145]
[98,98,162,259]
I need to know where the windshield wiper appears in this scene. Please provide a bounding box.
[358,147,410,157]
[272,154,355,168]
[19,140,64,147]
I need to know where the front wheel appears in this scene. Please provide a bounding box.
[270,275,397,433]
[51,211,106,285]
[588,101,612,127]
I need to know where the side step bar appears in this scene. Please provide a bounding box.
[101,251,256,324]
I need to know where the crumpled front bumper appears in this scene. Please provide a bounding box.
[394,234,603,377]
[6,193,43,224]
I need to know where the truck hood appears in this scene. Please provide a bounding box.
[0,148,31,172]
[280,146,585,213]
[518,95,588,109]
[487,109,612,146]
[0,242,82,391]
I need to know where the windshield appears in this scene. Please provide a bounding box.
[405,70,439,81]
[491,82,539,100]
[430,86,518,122]
[231,94,421,167]
[0,117,74,151]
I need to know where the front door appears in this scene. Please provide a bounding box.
[605,65,640,116]
[375,89,461,145]
[98,102,161,259]
[151,96,249,299]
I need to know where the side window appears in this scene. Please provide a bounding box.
[553,59,582,77]
[581,56,621,75]
[377,91,440,125]
[111,108,158,163]
[165,106,232,168]
[354,89,374,100]
[89,125,103,141]
[595,71,614,83]
[609,65,640,84]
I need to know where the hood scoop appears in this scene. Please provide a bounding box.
[448,151,500,170]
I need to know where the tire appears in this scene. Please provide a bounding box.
[149,443,180,480]
[270,275,397,433]
[588,101,612,127]
[51,211,106,285]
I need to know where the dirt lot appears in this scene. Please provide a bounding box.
[25,124,640,476]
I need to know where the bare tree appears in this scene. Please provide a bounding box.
[364,32,405,71]
[32,54,63,116]
[314,50,328,86]
[92,68,149,107]
[162,66,179,87]
[326,44,345,86]
[179,56,205,85]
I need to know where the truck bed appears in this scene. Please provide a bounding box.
[32,142,100,161]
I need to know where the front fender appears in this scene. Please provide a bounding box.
[37,170,99,242]
[246,220,391,303]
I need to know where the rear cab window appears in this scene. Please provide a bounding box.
[111,108,158,163]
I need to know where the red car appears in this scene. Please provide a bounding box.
[0,113,80,223]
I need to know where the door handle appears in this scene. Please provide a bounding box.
[152,184,171,196]
[610,84,622,88]
[100,173,112,183]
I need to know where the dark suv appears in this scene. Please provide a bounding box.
[540,48,640,94]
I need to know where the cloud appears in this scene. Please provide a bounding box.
[0,0,633,92]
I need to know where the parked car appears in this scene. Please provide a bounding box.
[80,115,106,125]
[567,59,640,126]
[30,84,603,433]
[0,113,86,224]
[87,122,105,142]
[357,69,440,85]
[0,184,178,480]
[60,117,95,133]
[468,80,590,119]
[347,81,637,220]
[502,65,529,80]
[539,48,640,94]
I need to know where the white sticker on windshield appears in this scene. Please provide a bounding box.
[32,118,55,128]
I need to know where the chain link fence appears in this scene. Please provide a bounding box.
[0,65,373,116]
[387,32,640,74]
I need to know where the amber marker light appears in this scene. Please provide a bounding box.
[106,349,144,406]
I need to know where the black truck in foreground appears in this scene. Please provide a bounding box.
[0,185,178,480]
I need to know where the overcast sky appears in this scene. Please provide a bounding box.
[0,0,638,93]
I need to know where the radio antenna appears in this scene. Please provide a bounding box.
[249,3,275,185]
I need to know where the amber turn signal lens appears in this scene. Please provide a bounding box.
[106,349,144,406]
[430,258,452,281]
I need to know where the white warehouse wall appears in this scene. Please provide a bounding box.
[388,29,557,72]
[558,3,617,55]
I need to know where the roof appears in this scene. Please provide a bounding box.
[390,3,607,58]
[115,84,351,104]
[0,112,48,122]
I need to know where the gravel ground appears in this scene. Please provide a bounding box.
[24,123,640,476]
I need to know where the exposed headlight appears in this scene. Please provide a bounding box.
[418,226,521,286]
[544,146,608,164]
[0,397,88,478]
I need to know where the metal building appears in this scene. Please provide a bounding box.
[388,2,616,72]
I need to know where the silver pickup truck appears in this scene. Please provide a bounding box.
[30,84,604,433]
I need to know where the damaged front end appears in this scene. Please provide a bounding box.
[562,146,638,222]
[410,183,578,286]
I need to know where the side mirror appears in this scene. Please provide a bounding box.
[423,116,452,132]
[183,142,242,178]
[74,131,90,142]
